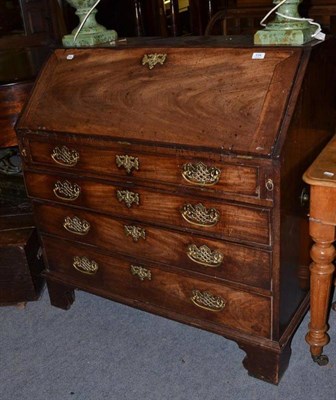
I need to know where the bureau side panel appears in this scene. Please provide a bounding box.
[277,39,336,338]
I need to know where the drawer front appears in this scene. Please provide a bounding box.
[34,203,271,290]
[24,136,260,199]
[25,171,271,245]
[42,236,271,338]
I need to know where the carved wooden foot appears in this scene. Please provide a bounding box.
[46,279,75,310]
[238,340,292,385]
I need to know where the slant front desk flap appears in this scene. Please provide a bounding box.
[18,45,301,156]
[15,37,336,384]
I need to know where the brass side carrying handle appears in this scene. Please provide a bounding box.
[117,190,140,208]
[53,180,81,201]
[182,162,221,186]
[130,265,152,281]
[63,216,90,236]
[181,203,220,227]
[116,155,139,174]
[191,290,226,312]
[142,53,167,70]
[51,145,79,167]
[73,256,98,275]
[187,244,223,268]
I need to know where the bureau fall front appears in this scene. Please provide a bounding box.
[16,37,336,384]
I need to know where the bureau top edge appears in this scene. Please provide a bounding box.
[57,35,324,49]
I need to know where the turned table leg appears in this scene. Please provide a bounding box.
[305,221,335,365]
[303,136,336,363]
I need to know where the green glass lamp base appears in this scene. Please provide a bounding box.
[62,29,118,47]
[254,23,315,45]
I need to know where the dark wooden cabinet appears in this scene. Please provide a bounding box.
[0,212,44,305]
[16,36,336,384]
[0,175,44,305]
[0,46,51,148]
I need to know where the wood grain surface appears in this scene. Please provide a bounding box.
[18,46,301,156]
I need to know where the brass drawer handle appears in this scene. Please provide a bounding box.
[142,53,167,70]
[182,162,221,186]
[181,203,220,227]
[187,244,223,268]
[191,290,226,312]
[51,145,79,167]
[73,256,98,275]
[53,180,81,201]
[117,190,140,208]
[116,155,139,174]
[130,265,152,281]
[124,225,146,242]
[63,216,90,235]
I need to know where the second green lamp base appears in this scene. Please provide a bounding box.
[254,23,316,45]
[62,29,118,47]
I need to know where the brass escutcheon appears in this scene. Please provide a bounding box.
[53,180,81,201]
[124,225,146,242]
[117,190,140,208]
[116,155,139,174]
[190,289,226,312]
[73,256,98,275]
[51,145,79,167]
[182,162,221,186]
[130,265,152,281]
[63,216,90,235]
[142,53,167,70]
[187,244,223,267]
[181,203,220,227]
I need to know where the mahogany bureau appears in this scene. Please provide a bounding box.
[15,37,336,384]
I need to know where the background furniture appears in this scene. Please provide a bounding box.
[0,0,65,48]
[0,45,50,307]
[0,202,44,305]
[0,150,44,305]
[2,0,336,40]
[303,135,336,365]
[205,0,336,36]
[0,46,50,148]
[16,36,336,384]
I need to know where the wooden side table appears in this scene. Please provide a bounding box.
[303,135,336,365]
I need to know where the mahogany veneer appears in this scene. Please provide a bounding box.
[16,36,336,384]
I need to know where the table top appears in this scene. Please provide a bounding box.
[303,135,336,188]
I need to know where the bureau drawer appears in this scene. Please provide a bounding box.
[42,236,271,338]
[25,171,271,245]
[34,203,271,290]
[23,135,261,199]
